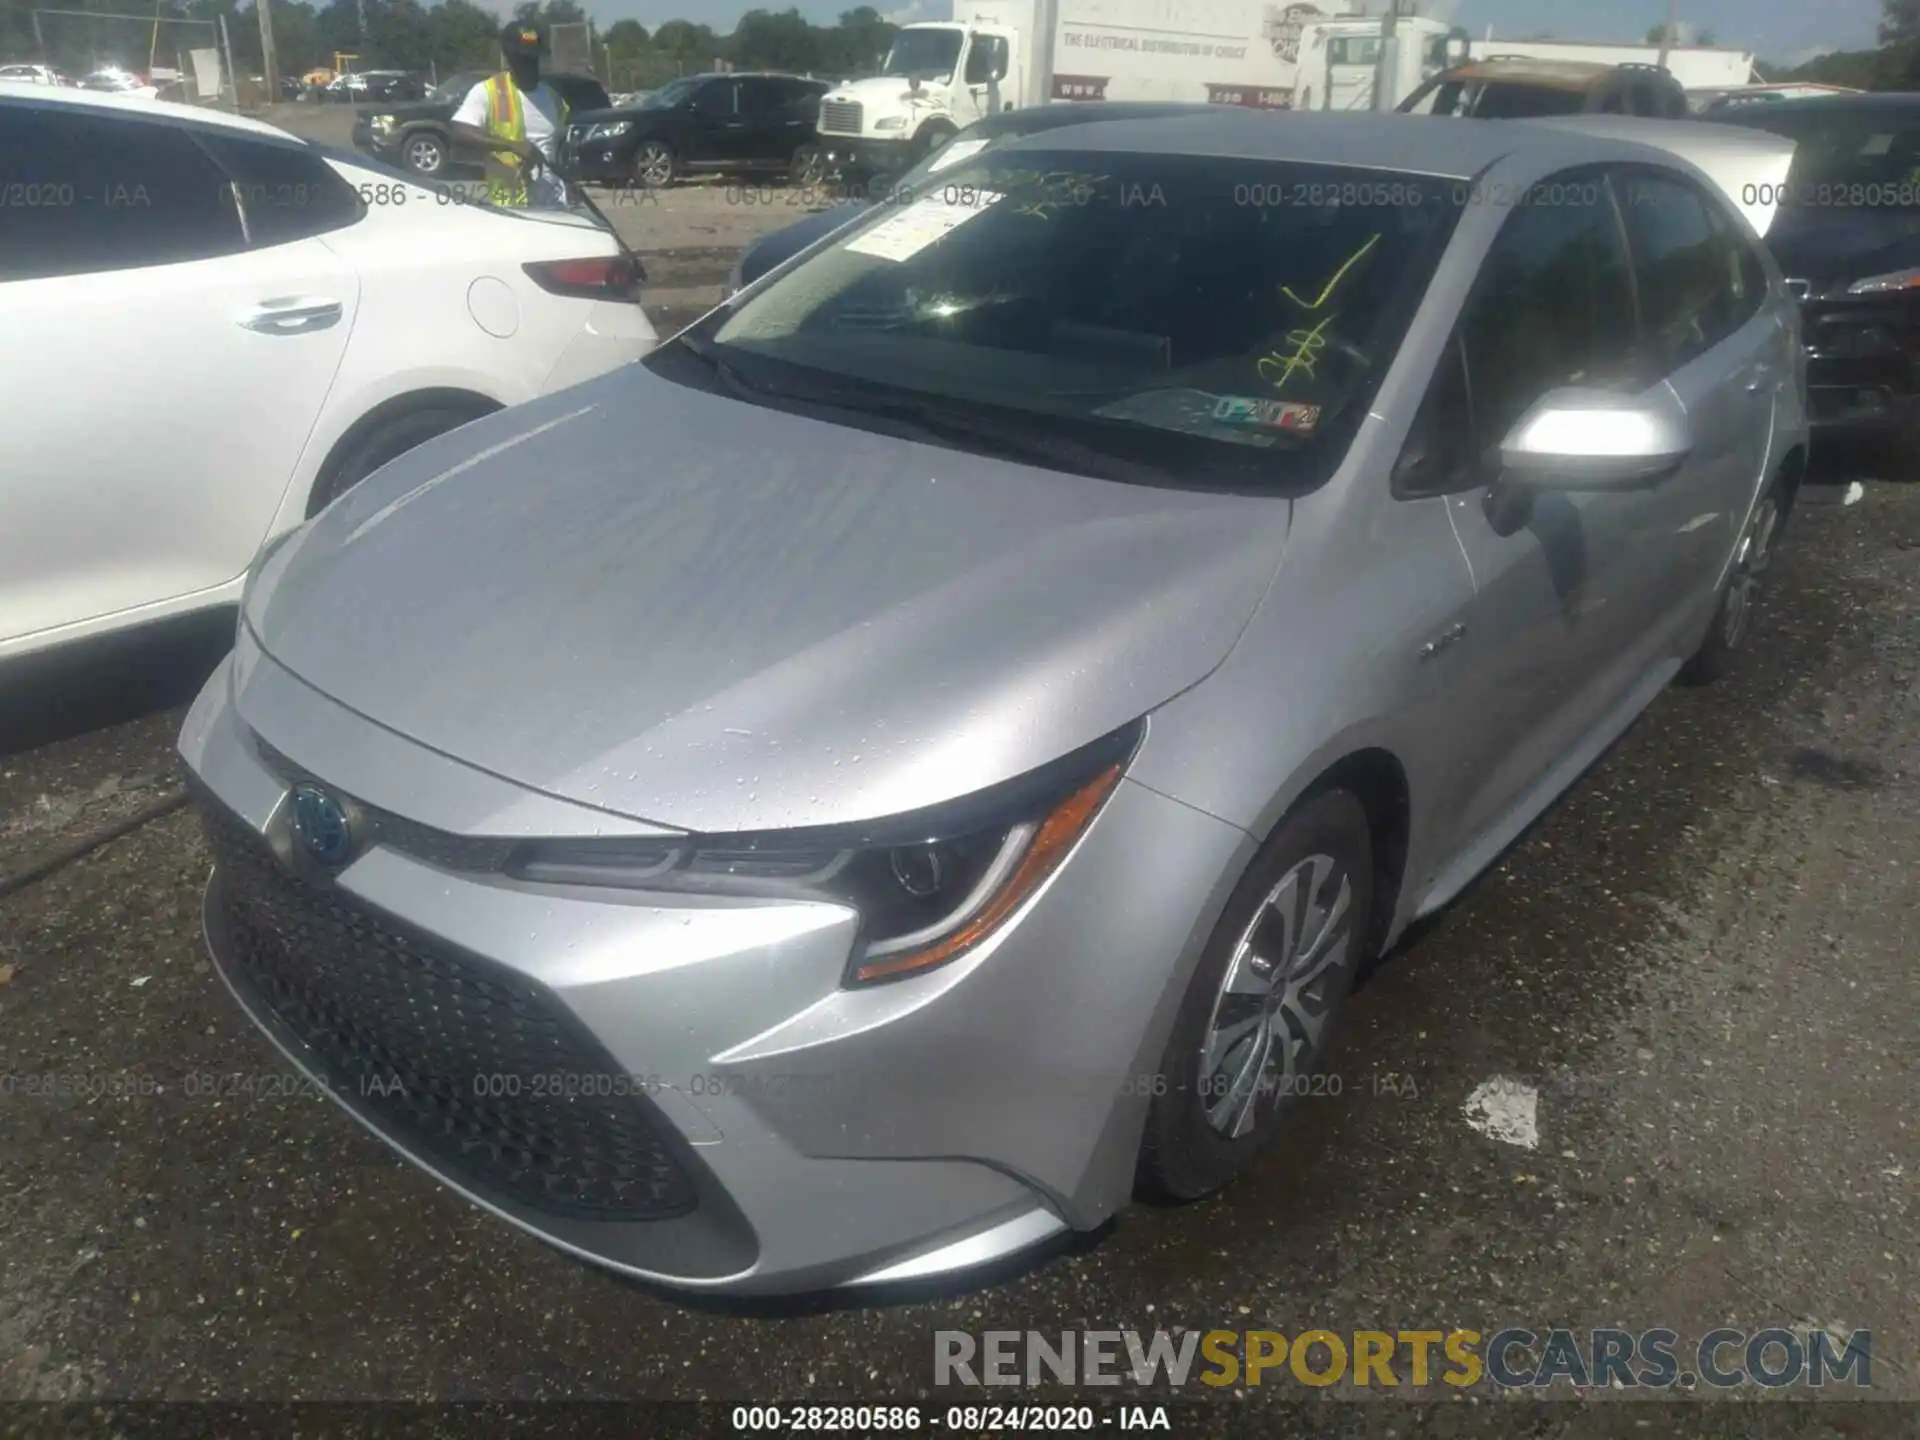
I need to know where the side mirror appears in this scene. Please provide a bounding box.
[1497,387,1691,491]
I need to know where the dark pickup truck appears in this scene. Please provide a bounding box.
[352,70,612,178]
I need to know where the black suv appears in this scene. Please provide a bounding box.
[1717,94,1920,451]
[565,72,829,188]
[353,70,612,178]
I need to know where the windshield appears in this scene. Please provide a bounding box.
[1721,108,1920,206]
[678,149,1458,490]
[882,28,964,82]
[639,77,702,109]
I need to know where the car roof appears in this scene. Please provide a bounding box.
[987,109,1690,181]
[0,81,298,140]
[1440,58,1618,90]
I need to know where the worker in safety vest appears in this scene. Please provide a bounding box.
[450,22,571,207]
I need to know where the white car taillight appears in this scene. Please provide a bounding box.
[521,256,641,303]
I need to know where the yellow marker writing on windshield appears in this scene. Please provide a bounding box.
[1258,316,1334,390]
[1281,234,1381,310]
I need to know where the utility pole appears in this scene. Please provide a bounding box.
[258,0,281,105]
[1656,0,1677,68]
[1032,0,1058,106]
[219,12,239,107]
[1371,0,1400,112]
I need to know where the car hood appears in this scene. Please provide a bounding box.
[1766,206,1920,292]
[569,105,659,126]
[246,366,1291,836]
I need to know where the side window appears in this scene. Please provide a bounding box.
[1463,178,1639,454]
[1704,201,1769,329]
[1615,169,1742,372]
[736,78,782,114]
[1396,175,1639,498]
[0,104,246,281]
[966,35,1010,84]
[194,132,363,248]
[690,79,736,116]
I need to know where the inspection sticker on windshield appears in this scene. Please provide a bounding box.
[844,187,1005,263]
[1213,396,1322,433]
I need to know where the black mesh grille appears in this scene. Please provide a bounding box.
[196,789,697,1221]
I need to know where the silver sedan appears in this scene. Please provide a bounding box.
[181,111,1808,1295]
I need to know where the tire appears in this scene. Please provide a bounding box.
[308,406,485,518]
[1136,788,1374,1203]
[633,140,676,188]
[789,143,825,189]
[1678,469,1791,685]
[401,130,447,176]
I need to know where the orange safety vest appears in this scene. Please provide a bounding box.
[482,72,568,207]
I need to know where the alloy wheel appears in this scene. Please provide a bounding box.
[1198,852,1354,1140]
[404,135,444,174]
[636,143,673,187]
[1723,493,1780,650]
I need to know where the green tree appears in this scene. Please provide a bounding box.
[1882,0,1920,44]
[728,8,819,71]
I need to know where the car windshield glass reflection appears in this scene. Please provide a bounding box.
[882,29,964,82]
[1742,113,1920,205]
[700,149,1457,487]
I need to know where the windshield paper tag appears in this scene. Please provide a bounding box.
[1214,396,1322,433]
[925,138,991,175]
[844,188,1005,263]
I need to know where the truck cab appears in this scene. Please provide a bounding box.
[817,11,1024,181]
[1293,15,1468,112]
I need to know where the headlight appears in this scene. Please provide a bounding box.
[584,120,632,141]
[507,720,1142,985]
[874,115,909,131]
[1847,267,1920,296]
[369,113,394,135]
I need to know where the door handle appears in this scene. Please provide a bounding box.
[240,298,343,335]
[1419,621,1466,659]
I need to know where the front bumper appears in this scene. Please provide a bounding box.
[566,139,638,186]
[1799,290,1920,438]
[179,633,1247,1294]
[818,134,916,175]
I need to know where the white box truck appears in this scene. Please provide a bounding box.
[815,0,1348,176]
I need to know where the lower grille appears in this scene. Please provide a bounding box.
[819,99,862,135]
[196,790,697,1222]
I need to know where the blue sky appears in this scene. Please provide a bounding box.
[584,0,1883,68]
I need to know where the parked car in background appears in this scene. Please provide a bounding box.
[0,85,656,668]
[181,112,1805,1296]
[1399,57,1690,119]
[1715,93,1920,451]
[354,70,610,177]
[0,62,69,85]
[565,72,828,188]
[722,101,1222,299]
[347,70,427,103]
[76,66,157,98]
[1691,83,1861,114]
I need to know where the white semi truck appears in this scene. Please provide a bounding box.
[815,0,1348,177]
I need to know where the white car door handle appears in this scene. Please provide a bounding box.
[239,298,343,335]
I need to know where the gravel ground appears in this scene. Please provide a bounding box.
[2,462,1916,1431]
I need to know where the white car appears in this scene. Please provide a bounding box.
[0,87,657,666]
[0,63,66,86]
